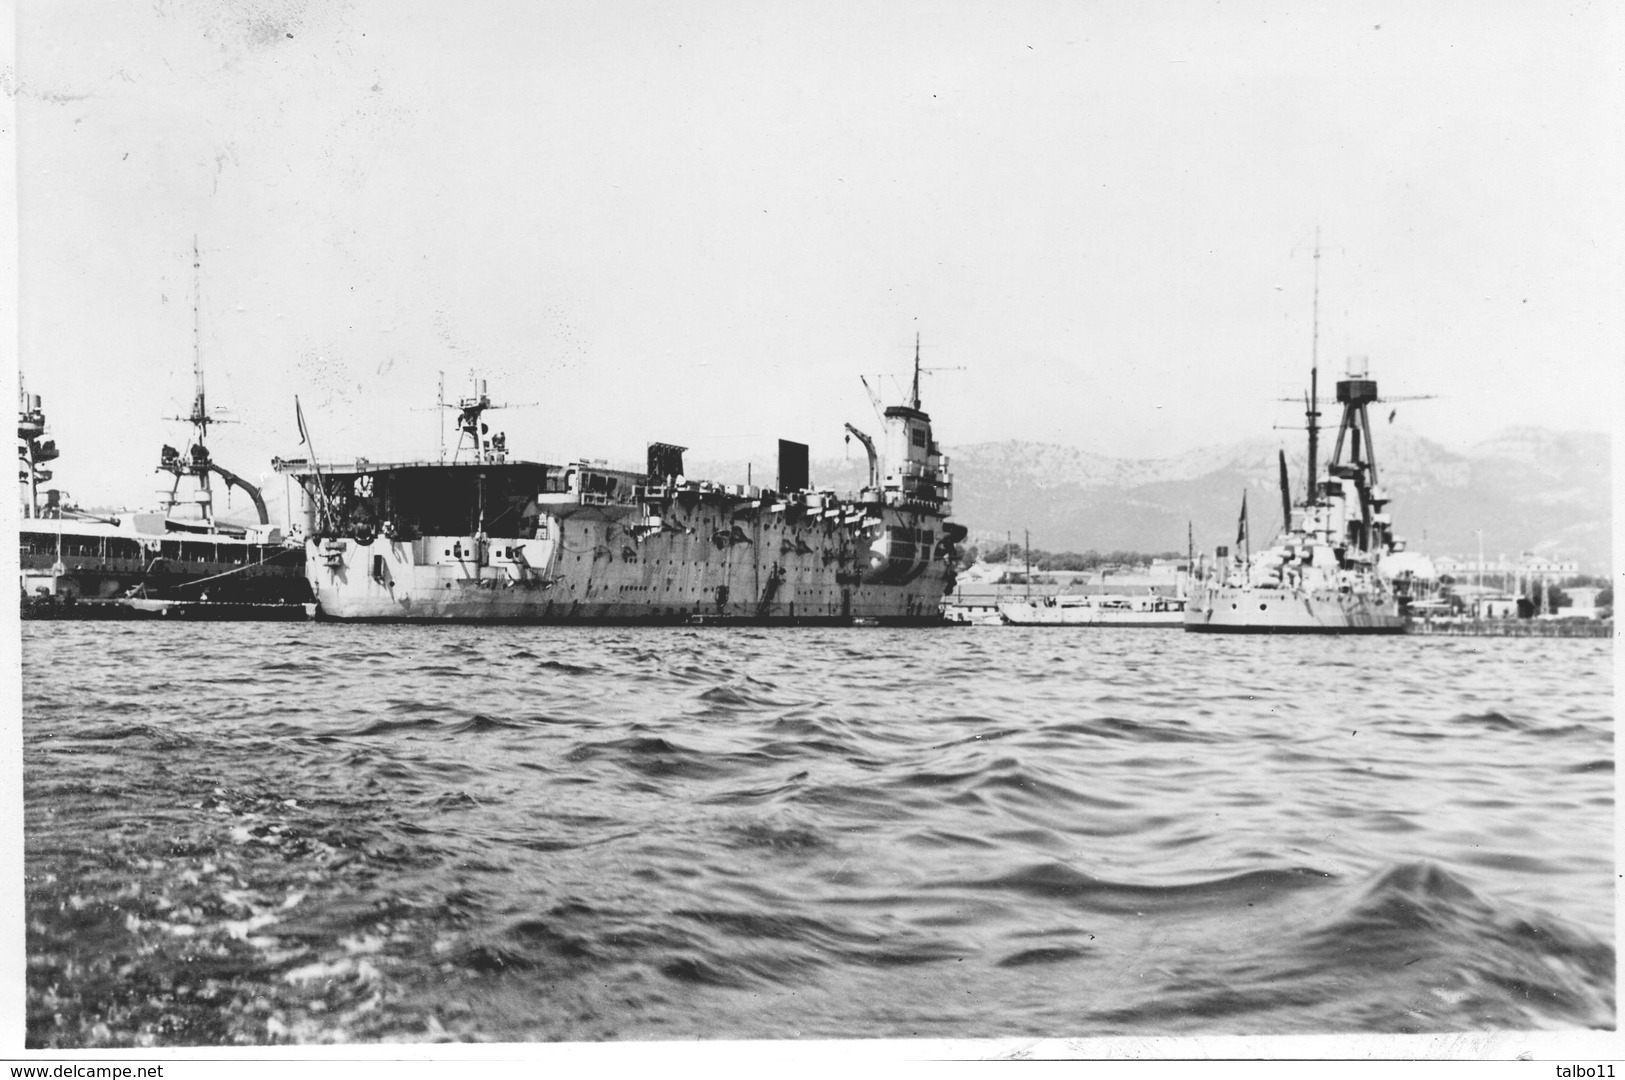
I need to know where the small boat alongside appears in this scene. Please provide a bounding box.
[941,603,1005,626]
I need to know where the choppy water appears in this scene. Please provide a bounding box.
[21,623,1615,1046]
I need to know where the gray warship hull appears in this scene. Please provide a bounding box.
[301,486,953,624]
[1182,584,1405,633]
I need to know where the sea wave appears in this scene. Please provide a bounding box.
[21,623,1613,1045]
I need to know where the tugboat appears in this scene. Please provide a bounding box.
[274,343,967,623]
[1184,246,1412,634]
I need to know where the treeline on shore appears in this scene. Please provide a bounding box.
[965,542,1184,572]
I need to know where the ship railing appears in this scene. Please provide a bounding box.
[882,489,945,512]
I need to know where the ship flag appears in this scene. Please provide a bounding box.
[294,395,337,529]
[1278,450,1292,533]
[1236,491,1250,571]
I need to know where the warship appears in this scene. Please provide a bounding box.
[18,244,309,619]
[1183,243,1415,634]
[274,347,967,623]
[18,373,309,618]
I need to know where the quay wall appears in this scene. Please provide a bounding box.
[1407,618,1613,638]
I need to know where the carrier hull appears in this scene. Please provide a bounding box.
[303,498,952,624]
[281,367,964,625]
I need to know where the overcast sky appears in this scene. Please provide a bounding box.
[12,1,1621,511]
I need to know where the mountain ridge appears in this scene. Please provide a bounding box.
[941,425,1610,571]
[687,424,1611,572]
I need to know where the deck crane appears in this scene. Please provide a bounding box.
[843,422,879,489]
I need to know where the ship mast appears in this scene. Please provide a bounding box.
[17,375,55,519]
[1306,227,1321,506]
[158,237,218,523]
[910,333,922,410]
[186,235,214,520]
[19,374,36,518]
[191,237,209,440]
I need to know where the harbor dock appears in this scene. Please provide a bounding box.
[1407,617,1612,639]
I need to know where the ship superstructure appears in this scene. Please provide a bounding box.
[1184,353,1410,633]
[275,350,968,623]
[154,299,273,534]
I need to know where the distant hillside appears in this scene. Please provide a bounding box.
[944,426,1611,572]
[689,424,1611,572]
